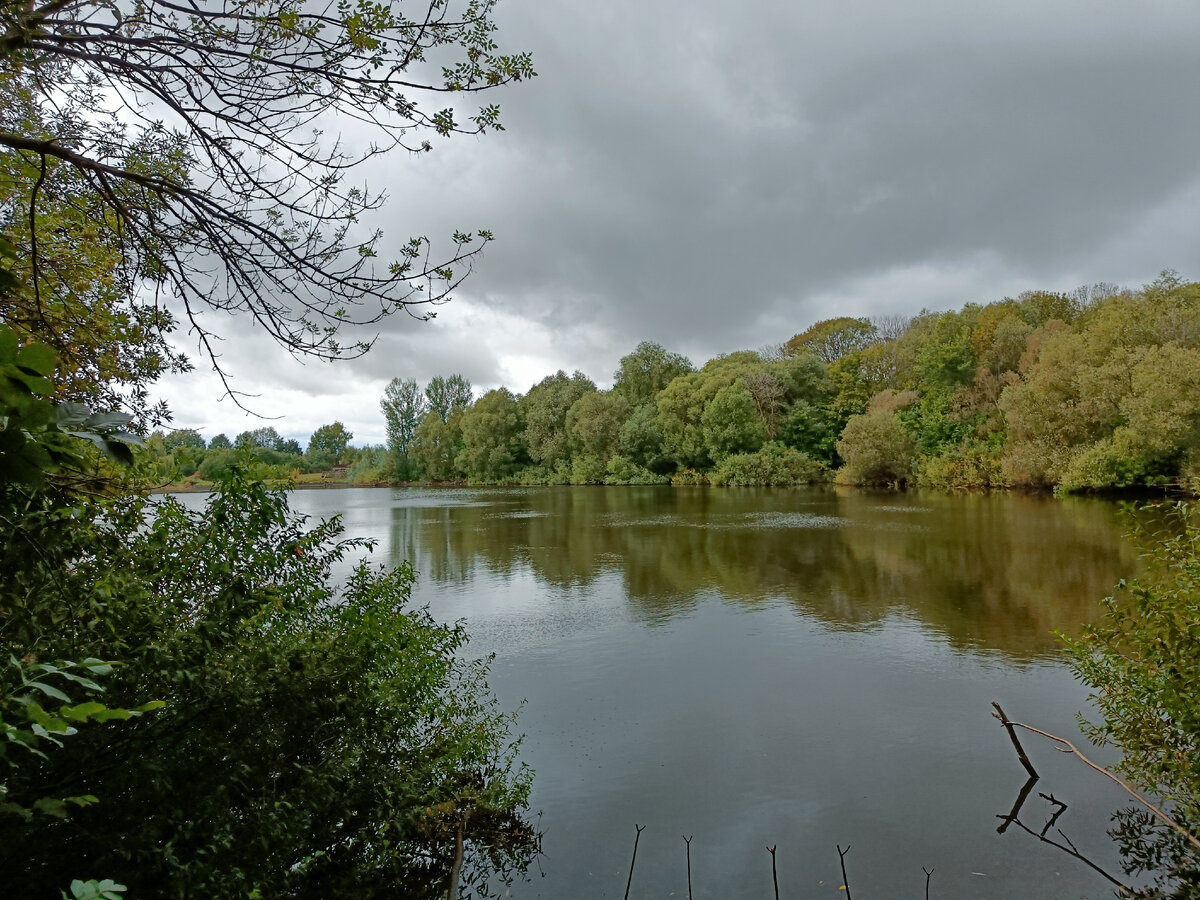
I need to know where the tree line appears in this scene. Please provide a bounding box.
[371,271,1200,493]
[148,421,377,483]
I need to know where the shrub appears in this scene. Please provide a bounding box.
[1063,506,1200,893]
[835,411,916,486]
[605,456,669,485]
[2,473,535,897]
[709,442,829,486]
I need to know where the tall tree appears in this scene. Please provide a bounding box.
[426,374,473,423]
[784,317,877,363]
[235,426,283,450]
[163,429,206,452]
[520,370,596,469]
[381,378,426,456]
[456,389,524,482]
[0,0,534,399]
[613,341,694,406]
[413,408,465,482]
[308,422,352,463]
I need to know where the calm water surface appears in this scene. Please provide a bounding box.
[182,485,1151,898]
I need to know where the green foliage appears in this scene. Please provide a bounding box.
[708,442,829,486]
[0,326,144,483]
[412,409,464,482]
[208,433,231,450]
[519,370,596,468]
[161,429,205,452]
[914,442,1005,489]
[569,454,608,485]
[702,382,766,461]
[456,389,525,483]
[1063,506,1200,891]
[425,375,473,423]
[566,390,630,462]
[780,400,838,465]
[2,472,535,897]
[1,656,162,821]
[784,317,876,363]
[655,352,764,469]
[344,445,389,484]
[381,377,425,478]
[613,341,693,406]
[61,879,126,900]
[618,403,670,473]
[605,455,669,485]
[235,427,284,451]
[835,410,917,486]
[306,422,352,463]
[914,312,976,391]
[0,167,188,426]
[896,390,976,457]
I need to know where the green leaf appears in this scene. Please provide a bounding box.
[60,702,108,722]
[16,342,57,376]
[100,440,135,467]
[83,411,135,430]
[26,681,73,703]
[0,328,16,362]
[33,796,69,818]
[57,402,93,427]
[90,709,133,722]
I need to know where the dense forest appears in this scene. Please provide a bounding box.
[164,272,1200,494]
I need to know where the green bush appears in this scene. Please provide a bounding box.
[605,455,669,485]
[1063,506,1200,892]
[570,454,607,484]
[2,473,535,897]
[709,442,829,486]
[915,443,1006,489]
[835,411,917,486]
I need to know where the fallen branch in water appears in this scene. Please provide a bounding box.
[991,703,1200,853]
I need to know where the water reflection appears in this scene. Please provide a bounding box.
[387,486,1137,660]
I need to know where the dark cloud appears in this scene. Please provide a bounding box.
[158,0,1200,443]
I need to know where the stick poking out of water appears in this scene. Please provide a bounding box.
[683,834,693,900]
[837,843,853,900]
[624,824,646,900]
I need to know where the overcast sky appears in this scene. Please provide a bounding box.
[155,0,1200,446]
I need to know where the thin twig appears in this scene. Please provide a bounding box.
[837,843,853,900]
[624,824,645,900]
[766,845,778,900]
[683,835,693,900]
[1038,792,1067,838]
[923,866,934,900]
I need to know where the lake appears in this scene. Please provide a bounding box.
[179,484,1153,898]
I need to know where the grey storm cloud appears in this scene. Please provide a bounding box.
[159,0,1200,440]
[352,0,1200,357]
